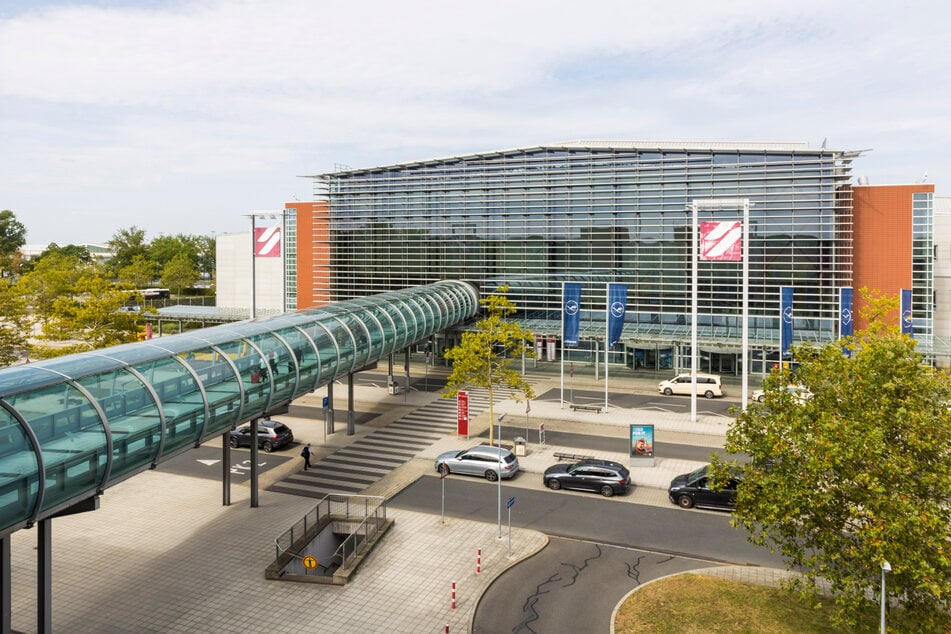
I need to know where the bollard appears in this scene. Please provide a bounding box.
[445,625,449,634]
[476,548,482,574]
[451,581,456,610]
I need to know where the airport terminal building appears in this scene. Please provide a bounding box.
[285,141,936,374]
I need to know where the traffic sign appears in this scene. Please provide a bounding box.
[302,555,318,570]
[439,463,450,478]
[506,496,515,509]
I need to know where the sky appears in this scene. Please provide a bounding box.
[2,0,950,247]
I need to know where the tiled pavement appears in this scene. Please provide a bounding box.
[6,365,792,633]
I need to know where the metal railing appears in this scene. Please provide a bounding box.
[273,494,387,571]
[331,502,389,571]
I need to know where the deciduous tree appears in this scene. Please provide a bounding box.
[160,252,199,296]
[721,291,951,630]
[0,210,27,277]
[441,286,535,446]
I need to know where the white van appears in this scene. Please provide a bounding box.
[658,373,723,399]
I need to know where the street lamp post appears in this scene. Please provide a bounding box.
[881,560,891,634]
[497,414,504,539]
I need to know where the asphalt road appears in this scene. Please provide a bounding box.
[473,537,709,634]
[390,475,782,634]
[153,444,294,482]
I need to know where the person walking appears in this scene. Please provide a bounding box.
[301,443,312,470]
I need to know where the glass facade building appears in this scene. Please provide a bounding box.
[314,141,864,372]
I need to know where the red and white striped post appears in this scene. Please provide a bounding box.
[476,548,482,574]
[451,581,456,610]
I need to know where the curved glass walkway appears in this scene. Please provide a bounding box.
[0,281,478,538]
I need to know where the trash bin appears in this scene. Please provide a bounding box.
[513,436,526,457]
[388,382,399,395]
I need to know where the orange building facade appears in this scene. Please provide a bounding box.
[851,184,934,332]
[287,200,332,309]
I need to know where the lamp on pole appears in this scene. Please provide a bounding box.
[497,413,504,539]
[881,560,891,634]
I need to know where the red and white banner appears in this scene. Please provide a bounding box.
[457,391,469,437]
[699,221,742,261]
[254,225,281,257]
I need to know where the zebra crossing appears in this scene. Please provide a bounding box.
[268,388,495,499]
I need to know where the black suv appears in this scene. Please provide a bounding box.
[543,458,631,497]
[668,464,740,510]
[229,419,294,452]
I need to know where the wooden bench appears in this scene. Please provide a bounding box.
[570,403,603,413]
[553,452,595,462]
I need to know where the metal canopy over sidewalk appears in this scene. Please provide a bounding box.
[0,281,478,539]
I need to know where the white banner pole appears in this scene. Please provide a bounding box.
[691,201,699,423]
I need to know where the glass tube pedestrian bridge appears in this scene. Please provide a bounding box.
[0,281,478,538]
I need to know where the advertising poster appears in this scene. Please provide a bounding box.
[629,424,655,467]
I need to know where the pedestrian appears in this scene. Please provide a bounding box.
[301,443,312,470]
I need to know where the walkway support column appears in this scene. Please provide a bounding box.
[38,520,51,634]
[326,382,335,435]
[347,374,355,436]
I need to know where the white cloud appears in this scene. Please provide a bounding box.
[1,0,949,243]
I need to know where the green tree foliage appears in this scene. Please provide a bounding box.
[194,234,216,280]
[0,279,29,366]
[37,273,140,355]
[107,226,148,275]
[441,286,535,446]
[160,252,199,296]
[149,233,199,270]
[16,253,140,357]
[0,210,27,277]
[117,255,158,290]
[16,252,90,320]
[722,291,951,630]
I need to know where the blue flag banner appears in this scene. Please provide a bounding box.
[780,286,794,357]
[839,287,853,340]
[901,288,914,337]
[607,283,627,347]
[839,287,853,357]
[563,283,581,347]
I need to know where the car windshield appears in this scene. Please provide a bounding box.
[503,454,515,464]
[270,424,290,433]
[687,465,709,481]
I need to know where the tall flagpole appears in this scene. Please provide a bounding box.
[605,283,610,411]
[741,199,750,409]
[249,214,257,319]
[690,201,698,423]
[560,281,565,408]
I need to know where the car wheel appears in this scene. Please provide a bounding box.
[663,387,673,396]
[757,394,765,403]
[600,485,615,497]
[485,470,499,482]
[229,437,239,448]
[547,479,561,491]
[262,441,274,453]
[677,494,694,509]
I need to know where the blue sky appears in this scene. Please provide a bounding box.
[2,0,949,246]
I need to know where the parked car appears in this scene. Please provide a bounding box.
[668,464,740,510]
[434,445,519,481]
[229,419,295,452]
[750,384,812,403]
[543,458,631,497]
[658,373,723,398]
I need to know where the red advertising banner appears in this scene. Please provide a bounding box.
[457,391,469,437]
[254,225,282,257]
[699,221,742,261]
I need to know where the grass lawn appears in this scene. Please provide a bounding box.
[614,573,915,633]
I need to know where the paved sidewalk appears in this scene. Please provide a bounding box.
[7,362,779,633]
